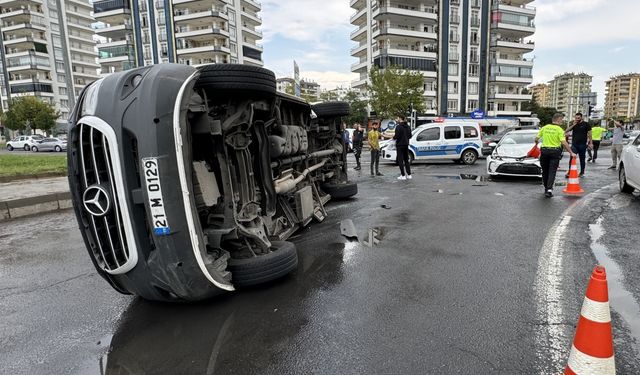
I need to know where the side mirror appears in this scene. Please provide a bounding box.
[489,142,497,147]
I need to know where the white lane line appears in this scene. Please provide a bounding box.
[534,215,573,373]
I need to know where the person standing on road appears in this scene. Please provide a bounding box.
[393,115,412,180]
[564,113,592,177]
[368,122,384,176]
[535,113,576,198]
[588,124,605,162]
[352,123,364,170]
[609,120,625,170]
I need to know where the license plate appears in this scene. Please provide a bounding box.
[142,157,170,236]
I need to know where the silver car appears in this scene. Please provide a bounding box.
[30,137,67,152]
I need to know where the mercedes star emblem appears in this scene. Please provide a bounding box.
[82,185,112,217]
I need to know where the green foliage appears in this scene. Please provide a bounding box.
[368,66,425,119]
[342,90,368,125]
[2,96,59,135]
[522,100,557,126]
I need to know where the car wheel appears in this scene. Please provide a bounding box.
[54,145,62,152]
[321,181,358,200]
[227,241,298,288]
[312,101,350,117]
[619,165,635,193]
[195,64,276,97]
[31,146,38,152]
[461,149,478,165]
[6,145,13,151]
[23,144,30,151]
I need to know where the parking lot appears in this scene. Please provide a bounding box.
[2,152,639,374]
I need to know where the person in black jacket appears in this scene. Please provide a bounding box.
[393,115,412,180]
[352,123,364,170]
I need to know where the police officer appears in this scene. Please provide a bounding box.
[534,113,576,198]
[588,124,605,162]
[352,123,364,170]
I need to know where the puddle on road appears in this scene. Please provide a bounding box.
[589,216,640,351]
[426,174,490,182]
[362,227,386,248]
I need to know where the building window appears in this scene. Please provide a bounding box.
[57,74,66,83]
[469,64,479,77]
[448,100,458,111]
[230,42,237,54]
[228,10,236,25]
[55,61,65,73]
[448,81,458,94]
[467,100,479,111]
[449,63,458,76]
[59,87,67,95]
[60,99,69,107]
[229,26,236,39]
[469,82,479,94]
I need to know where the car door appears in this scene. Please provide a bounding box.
[443,125,463,159]
[412,126,442,160]
[17,136,26,147]
[39,139,54,151]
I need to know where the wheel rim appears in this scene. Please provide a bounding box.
[464,152,475,164]
[55,146,61,152]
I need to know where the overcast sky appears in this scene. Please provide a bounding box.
[261,0,640,108]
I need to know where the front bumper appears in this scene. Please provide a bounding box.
[486,156,542,177]
[382,148,397,161]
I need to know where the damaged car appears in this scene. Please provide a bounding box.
[67,64,357,302]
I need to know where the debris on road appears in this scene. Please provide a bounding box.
[340,219,358,240]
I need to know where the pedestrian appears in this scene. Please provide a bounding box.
[352,123,364,170]
[393,115,412,180]
[368,122,383,176]
[608,120,625,170]
[564,113,592,177]
[534,113,576,198]
[588,124,605,162]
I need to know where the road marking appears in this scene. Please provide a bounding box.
[534,214,573,373]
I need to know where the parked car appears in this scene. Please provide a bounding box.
[481,125,539,156]
[486,129,541,178]
[6,135,44,151]
[30,137,67,152]
[381,122,482,165]
[67,63,356,302]
[618,132,640,193]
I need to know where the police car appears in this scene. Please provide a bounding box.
[381,122,482,165]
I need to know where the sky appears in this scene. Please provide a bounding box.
[260,0,640,108]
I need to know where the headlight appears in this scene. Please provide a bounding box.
[387,143,396,151]
[491,153,502,161]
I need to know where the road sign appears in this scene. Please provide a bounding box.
[471,109,485,120]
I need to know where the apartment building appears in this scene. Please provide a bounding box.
[349,0,535,117]
[92,0,263,75]
[0,0,99,124]
[529,83,550,107]
[604,73,640,119]
[547,72,593,117]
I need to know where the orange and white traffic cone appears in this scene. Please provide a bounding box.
[563,157,585,195]
[565,266,615,375]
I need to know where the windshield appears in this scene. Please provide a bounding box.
[500,132,537,145]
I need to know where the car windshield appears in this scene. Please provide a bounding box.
[500,132,536,145]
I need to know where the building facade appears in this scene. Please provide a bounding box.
[93,0,263,75]
[349,0,535,117]
[529,83,550,107]
[604,73,640,119]
[0,0,99,124]
[547,72,593,117]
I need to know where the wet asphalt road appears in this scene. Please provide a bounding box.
[1,151,639,374]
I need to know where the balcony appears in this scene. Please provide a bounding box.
[243,55,263,67]
[491,57,533,67]
[10,81,53,95]
[351,77,367,88]
[351,59,367,72]
[2,21,47,33]
[488,92,533,101]
[3,36,48,49]
[350,25,366,41]
[0,8,45,22]
[487,106,531,117]
[98,45,135,64]
[492,15,535,36]
[493,2,536,16]
[175,27,229,40]
[5,52,50,72]
[374,26,437,42]
[242,0,260,11]
[490,72,533,84]
[242,26,262,39]
[490,38,535,52]
[176,44,230,57]
[241,10,261,25]
[350,7,366,26]
[374,47,437,60]
[373,5,438,23]
[350,0,365,9]
[93,0,130,22]
[0,0,42,6]
[94,23,133,39]
[174,9,228,24]
[350,43,367,57]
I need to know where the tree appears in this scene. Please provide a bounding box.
[3,96,59,135]
[368,66,425,119]
[342,90,368,126]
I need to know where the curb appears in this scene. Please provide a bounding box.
[0,172,67,183]
[0,192,73,221]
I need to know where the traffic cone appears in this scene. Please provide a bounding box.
[565,266,615,375]
[563,157,584,195]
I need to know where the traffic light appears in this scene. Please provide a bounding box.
[587,101,594,117]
